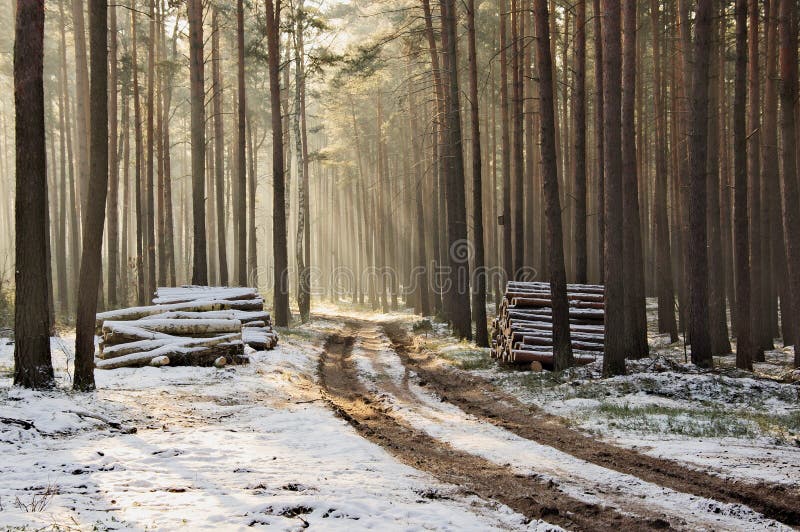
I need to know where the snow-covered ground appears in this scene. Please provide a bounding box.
[348,324,790,530]
[0,323,530,530]
[419,300,800,489]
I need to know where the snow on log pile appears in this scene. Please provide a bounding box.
[490,281,604,368]
[94,286,279,369]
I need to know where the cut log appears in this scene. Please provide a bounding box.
[102,318,242,338]
[100,332,241,359]
[96,335,244,369]
[150,356,170,367]
[95,299,264,331]
[242,327,279,350]
[153,286,260,305]
[508,349,596,366]
[491,281,606,365]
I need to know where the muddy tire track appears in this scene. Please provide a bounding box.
[380,320,800,527]
[319,329,674,531]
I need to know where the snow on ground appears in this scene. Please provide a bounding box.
[0,324,532,531]
[416,300,800,489]
[350,325,791,531]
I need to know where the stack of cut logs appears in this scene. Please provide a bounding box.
[94,286,279,370]
[490,281,605,368]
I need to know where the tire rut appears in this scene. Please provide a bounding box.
[380,320,800,528]
[319,327,671,531]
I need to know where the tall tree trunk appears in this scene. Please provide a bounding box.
[266,0,289,325]
[294,0,311,322]
[72,0,90,218]
[573,0,587,284]
[686,0,714,368]
[57,0,72,315]
[162,17,177,286]
[238,0,248,285]
[762,0,780,348]
[74,0,109,390]
[13,0,54,388]
[621,0,648,359]
[593,0,604,283]
[107,1,119,306]
[212,7,228,285]
[734,0,755,370]
[707,10,732,355]
[649,0,678,342]
[601,0,625,377]
[533,0,574,370]
[778,0,800,367]
[131,1,145,304]
[499,0,513,281]
[188,0,207,285]
[145,0,156,296]
[466,0,488,345]
[510,0,524,276]
[439,0,472,339]
[748,0,765,361]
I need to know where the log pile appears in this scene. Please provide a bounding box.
[94,286,279,370]
[490,281,604,368]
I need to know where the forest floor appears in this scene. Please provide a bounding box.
[0,301,798,530]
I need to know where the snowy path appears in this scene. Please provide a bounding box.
[0,328,532,530]
[342,321,789,531]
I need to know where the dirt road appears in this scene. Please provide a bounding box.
[319,316,799,531]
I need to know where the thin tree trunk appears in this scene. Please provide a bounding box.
[131,1,145,305]
[106,1,119,307]
[593,0,604,283]
[707,11,732,355]
[649,0,678,342]
[266,0,289,325]
[211,8,228,285]
[533,0,574,370]
[778,0,800,366]
[74,0,109,390]
[467,0,488,345]
[734,0,755,370]
[189,0,207,285]
[238,0,248,285]
[573,0,587,284]
[747,0,765,361]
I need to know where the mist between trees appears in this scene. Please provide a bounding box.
[6,0,800,390]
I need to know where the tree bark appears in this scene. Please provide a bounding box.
[601,0,625,377]
[74,0,109,390]
[107,1,119,307]
[211,8,228,286]
[238,0,248,285]
[734,0,755,370]
[593,0,604,283]
[13,0,54,388]
[778,0,800,367]
[747,0,765,361]
[686,0,714,368]
[532,0,574,370]
[573,0,587,284]
[188,0,207,285]
[266,0,289,325]
[649,0,678,342]
[621,0,648,359]
[467,0,488,345]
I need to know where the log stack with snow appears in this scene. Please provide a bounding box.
[490,281,604,368]
[94,286,279,370]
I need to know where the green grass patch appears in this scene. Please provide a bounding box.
[436,344,494,370]
[591,402,800,442]
[274,326,316,341]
